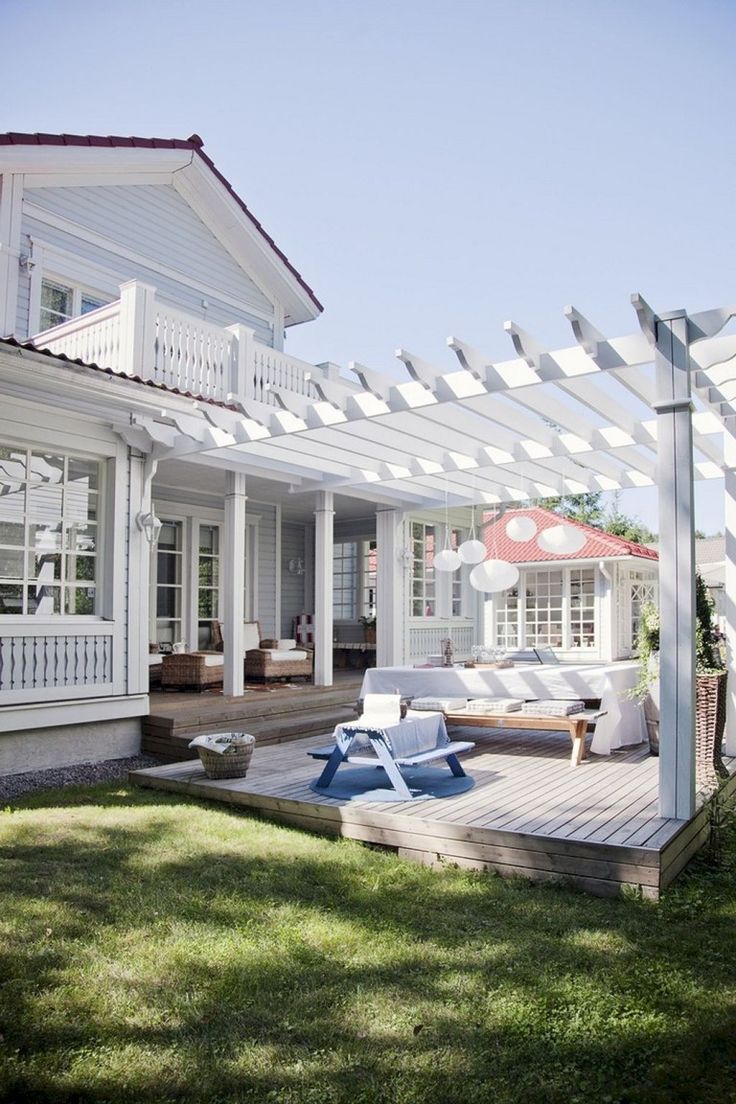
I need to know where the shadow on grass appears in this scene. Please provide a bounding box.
[1,785,736,1103]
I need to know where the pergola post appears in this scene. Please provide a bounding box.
[314,491,334,686]
[724,442,736,755]
[376,507,405,666]
[223,471,247,697]
[653,312,696,820]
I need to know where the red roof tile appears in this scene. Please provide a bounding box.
[0,131,323,314]
[484,507,658,563]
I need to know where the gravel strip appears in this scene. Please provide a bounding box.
[0,754,160,803]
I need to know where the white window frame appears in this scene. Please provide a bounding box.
[27,240,120,337]
[493,564,601,655]
[0,443,106,621]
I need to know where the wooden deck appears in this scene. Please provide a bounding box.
[131,724,736,899]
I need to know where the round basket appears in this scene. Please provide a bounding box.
[196,733,255,779]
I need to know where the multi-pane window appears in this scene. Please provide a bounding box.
[197,524,220,646]
[495,583,520,649]
[451,528,463,616]
[411,521,436,617]
[524,568,564,647]
[38,278,108,333]
[333,541,358,620]
[362,540,377,617]
[0,447,100,616]
[569,567,596,649]
[156,520,183,644]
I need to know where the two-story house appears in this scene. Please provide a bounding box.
[0,132,483,773]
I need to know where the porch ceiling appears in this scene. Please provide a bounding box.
[130,295,736,509]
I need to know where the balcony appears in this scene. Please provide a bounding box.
[32,279,325,406]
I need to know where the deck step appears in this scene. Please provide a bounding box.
[142,703,357,763]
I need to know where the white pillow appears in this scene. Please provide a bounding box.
[277,638,296,651]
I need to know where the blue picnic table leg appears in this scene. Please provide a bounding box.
[445,753,467,778]
[315,745,347,789]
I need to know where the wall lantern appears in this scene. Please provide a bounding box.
[136,511,163,546]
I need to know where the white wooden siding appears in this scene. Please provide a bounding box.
[281,522,307,636]
[18,183,275,343]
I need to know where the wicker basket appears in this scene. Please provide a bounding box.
[195,733,255,779]
[696,671,728,793]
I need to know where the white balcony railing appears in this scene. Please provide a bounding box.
[33,280,321,406]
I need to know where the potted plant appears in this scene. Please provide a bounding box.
[634,574,728,789]
[359,615,377,645]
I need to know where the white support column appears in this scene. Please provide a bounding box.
[724,442,736,755]
[654,312,696,820]
[376,507,406,667]
[223,471,247,697]
[314,491,334,686]
[127,452,156,696]
[226,322,256,401]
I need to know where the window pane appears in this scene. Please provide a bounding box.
[0,549,24,578]
[0,583,23,614]
[29,523,63,551]
[199,526,219,554]
[157,550,181,586]
[29,584,61,615]
[157,586,181,618]
[70,555,96,583]
[66,523,97,553]
[198,589,215,617]
[158,522,181,552]
[40,281,72,330]
[27,483,63,522]
[32,552,62,581]
[65,587,96,615]
[80,295,106,315]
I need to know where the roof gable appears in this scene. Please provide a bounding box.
[484,507,659,564]
[0,132,322,326]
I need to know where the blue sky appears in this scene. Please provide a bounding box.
[5,0,735,533]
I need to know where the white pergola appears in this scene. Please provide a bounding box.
[122,293,736,822]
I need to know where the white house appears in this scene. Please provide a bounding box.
[483,507,659,662]
[1,130,735,826]
[0,131,483,774]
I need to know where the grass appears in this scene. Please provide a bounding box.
[1,783,736,1104]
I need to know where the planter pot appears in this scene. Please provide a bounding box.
[696,671,728,793]
[643,673,728,790]
[195,733,255,779]
[364,627,376,645]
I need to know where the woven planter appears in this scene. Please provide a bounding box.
[196,733,255,779]
[696,671,728,793]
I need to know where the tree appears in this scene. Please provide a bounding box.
[536,493,604,527]
[605,511,656,545]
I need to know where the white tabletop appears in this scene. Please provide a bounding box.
[361,662,645,755]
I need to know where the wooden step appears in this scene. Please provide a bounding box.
[142,704,357,763]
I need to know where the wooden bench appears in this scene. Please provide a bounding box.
[443,708,606,767]
[309,718,474,801]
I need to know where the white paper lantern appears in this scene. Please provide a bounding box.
[536,524,586,556]
[469,559,520,593]
[505,515,538,543]
[434,548,462,572]
[458,538,486,564]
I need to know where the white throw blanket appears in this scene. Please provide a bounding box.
[188,733,254,755]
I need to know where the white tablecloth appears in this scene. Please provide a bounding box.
[334,710,448,758]
[360,663,645,755]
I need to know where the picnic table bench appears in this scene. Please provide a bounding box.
[309,710,475,801]
[442,707,606,767]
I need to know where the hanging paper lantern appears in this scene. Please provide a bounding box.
[537,524,586,556]
[505,515,538,543]
[434,548,462,572]
[469,559,520,593]
[458,538,486,564]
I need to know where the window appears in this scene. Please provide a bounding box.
[411,521,436,617]
[197,524,220,646]
[38,278,108,333]
[569,567,596,649]
[361,540,377,617]
[451,528,463,616]
[0,446,100,616]
[155,520,183,644]
[524,569,564,648]
[495,583,520,649]
[333,541,358,620]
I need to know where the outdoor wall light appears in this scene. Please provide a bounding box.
[136,511,163,546]
[288,557,305,576]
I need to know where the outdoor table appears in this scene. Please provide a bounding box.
[360,662,645,755]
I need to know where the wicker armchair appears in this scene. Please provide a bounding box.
[242,621,313,682]
[161,651,224,691]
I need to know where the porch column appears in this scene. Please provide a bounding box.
[376,507,405,667]
[127,452,153,696]
[653,311,696,820]
[724,444,736,755]
[314,491,334,686]
[223,471,247,697]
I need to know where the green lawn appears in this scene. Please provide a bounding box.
[1,783,736,1104]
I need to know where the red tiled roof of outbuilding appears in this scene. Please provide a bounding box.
[484,507,659,563]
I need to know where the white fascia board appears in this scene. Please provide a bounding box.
[174,158,320,328]
[0,145,191,175]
